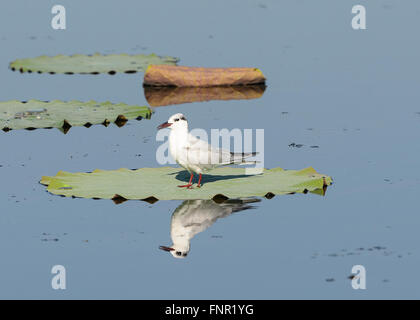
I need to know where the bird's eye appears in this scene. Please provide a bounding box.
[176,251,182,256]
[174,118,179,122]
[180,116,186,120]
[182,253,187,257]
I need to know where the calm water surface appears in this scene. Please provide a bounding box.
[0,0,419,299]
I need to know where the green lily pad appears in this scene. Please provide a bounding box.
[40,167,333,202]
[9,53,179,75]
[0,100,151,133]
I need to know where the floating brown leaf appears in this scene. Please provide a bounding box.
[143,65,266,87]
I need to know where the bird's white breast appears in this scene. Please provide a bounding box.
[169,129,190,169]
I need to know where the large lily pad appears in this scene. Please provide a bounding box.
[9,53,179,75]
[40,167,333,202]
[0,100,151,133]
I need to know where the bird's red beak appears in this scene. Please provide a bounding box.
[157,122,172,130]
[159,245,175,252]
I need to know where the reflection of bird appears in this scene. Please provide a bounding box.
[159,199,260,259]
[157,113,257,188]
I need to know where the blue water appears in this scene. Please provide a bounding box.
[0,0,419,299]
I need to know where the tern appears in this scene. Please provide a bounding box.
[157,113,258,188]
[159,199,260,258]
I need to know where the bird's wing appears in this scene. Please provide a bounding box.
[171,200,217,239]
[185,134,233,166]
[171,199,260,240]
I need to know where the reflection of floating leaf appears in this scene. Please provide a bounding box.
[9,53,179,75]
[144,85,266,107]
[144,65,266,87]
[0,100,151,133]
[40,167,333,202]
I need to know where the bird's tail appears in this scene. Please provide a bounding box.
[222,198,261,212]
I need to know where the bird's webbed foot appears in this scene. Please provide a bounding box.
[178,184,193,189]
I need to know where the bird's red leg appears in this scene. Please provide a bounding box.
[197,173,202,188]
[178,172,194,188]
